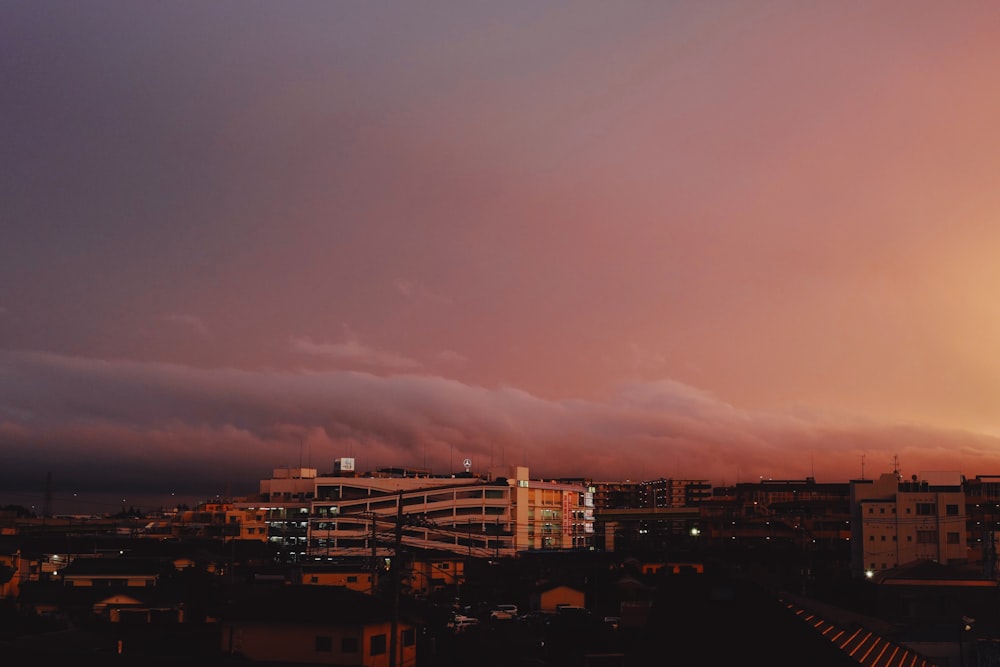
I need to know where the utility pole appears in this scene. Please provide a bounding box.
[389,492,403,667]
[370,512,379,595]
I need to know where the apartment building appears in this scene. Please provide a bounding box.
[590,480,642,511]
[850,470,967,577]
[143,502,269,542]
[638,478,711,508]
[963,474,1000,576]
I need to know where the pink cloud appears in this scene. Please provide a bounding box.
[2,350,998,507]
[290,332,423,371]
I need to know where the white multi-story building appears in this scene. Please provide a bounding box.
[248,461,595,559]
[850,470,967,577]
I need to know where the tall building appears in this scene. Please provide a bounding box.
[244,462,595,561]
[638,478,711,508]
[850,470,967,577]
[963,474,1000,578]
[590,480,642,511]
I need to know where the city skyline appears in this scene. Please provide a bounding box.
[5,2,1000,512]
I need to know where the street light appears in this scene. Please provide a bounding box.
[960,616,975,667]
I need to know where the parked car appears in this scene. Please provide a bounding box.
[448,614,481,632]
[490,604,519,620]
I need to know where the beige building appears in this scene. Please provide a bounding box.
[144,502,269,542]
[851,470,967,577]
[247,462,595,560]
[408,554,465,596]
[298,563,374,593]
[531,584,585,612]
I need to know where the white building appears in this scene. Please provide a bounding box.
[247,462,595,559]
[850,470,967,577]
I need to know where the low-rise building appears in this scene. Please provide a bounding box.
[220,584,417,667]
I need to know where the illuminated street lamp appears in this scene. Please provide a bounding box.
[960,616,975,667]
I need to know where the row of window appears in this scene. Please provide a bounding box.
[308,575,366,583]
[867,531,961,544]
[866,504,961,516]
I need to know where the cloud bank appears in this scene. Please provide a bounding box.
[2,349,996,512]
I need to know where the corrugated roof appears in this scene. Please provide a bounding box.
[782,597,940,667]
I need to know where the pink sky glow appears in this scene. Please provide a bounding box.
[3,2,1000,512]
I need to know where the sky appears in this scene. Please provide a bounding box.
[4,1,1000,514]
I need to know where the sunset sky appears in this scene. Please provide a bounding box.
[4,1,1000,513]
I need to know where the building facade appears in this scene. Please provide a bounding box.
[851,471,967,577]
[638,478,711,508]
[246,462,595,561]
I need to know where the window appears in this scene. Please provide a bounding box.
[310,576,318,583]
[869,535,874,541]
[879,508,885,514]
[342,637,358,653]
[402,628,416,647]
[315,636,332,652]
[947,532,961,544]
[370,634,387,656]
[946,505,959,516]
[916,503,935,516]
[347,576,358,583]
[916,530,936,544]
[880,536,886,542]
[868,507,874,514]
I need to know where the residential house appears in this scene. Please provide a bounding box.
[220,584,417,667]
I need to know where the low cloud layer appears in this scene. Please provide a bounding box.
[3,349,997,512]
